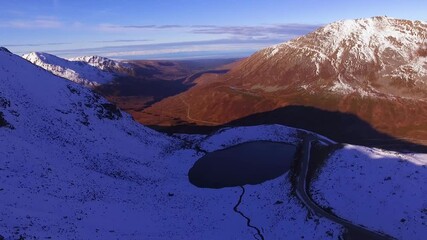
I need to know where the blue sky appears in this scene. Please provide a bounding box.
[1,0,426,59]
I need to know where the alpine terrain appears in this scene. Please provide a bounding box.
[0,47,344,239]
[1,15,427,240]
[142,17,427,145]
[22,52,131,87]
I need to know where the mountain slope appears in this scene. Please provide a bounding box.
[22,52,118,86]
[142,17,427,145]
[1,48,345,239]
[241,16,427,98]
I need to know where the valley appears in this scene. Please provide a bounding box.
[23,51,239,125]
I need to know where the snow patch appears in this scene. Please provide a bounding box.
[22,52,116,87]
[311,144,427,240]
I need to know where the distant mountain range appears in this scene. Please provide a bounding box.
[24,52,238,113]
[24,52,239,86]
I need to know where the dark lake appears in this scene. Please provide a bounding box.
[188,141,297,189]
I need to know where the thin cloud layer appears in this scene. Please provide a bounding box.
[36,38,287,59]
[190,24,321,37]
[98,23,321,38]
[3,19,320,59]
[4,42,70,47]
[0,17,63,29]
[93,39,151,43]
[121,25,185,29]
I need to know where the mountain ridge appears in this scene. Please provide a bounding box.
[229,16,427,98]
[69,55,134,74]
[22,52,122,86]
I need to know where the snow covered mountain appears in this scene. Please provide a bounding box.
[0,47,341,239]
[69,55,134,75]
[1,47,426,239]
[142,17,427,145]
[256,16,427,97]
[22,52,120,87]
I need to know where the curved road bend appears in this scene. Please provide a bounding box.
[179,96,220,125]
[296,135,395,240]
[184,69,229,84]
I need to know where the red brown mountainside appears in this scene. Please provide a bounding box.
[141,17,427,145]
[94,59,239,114]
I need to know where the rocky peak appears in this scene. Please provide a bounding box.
[243,17,427,97]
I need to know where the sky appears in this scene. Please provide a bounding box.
[1,0,426,59]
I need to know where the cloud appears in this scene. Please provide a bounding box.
[96,24,185,32]
[40,38,286,59]
[96,23,322,38]
[190,24,322,37]
[0,17,63,29]
[122,24,185,29]
[93,39,151,43]
[5,40,150,49]
[4,42,70,47]
[7,23,321,59]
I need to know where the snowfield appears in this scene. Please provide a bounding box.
[1,48,342,239]
[311,145,427,240]
[1,47,426,239]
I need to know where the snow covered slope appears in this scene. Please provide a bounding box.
[69,55,133,75]
[1,48,343,239]
[22,52,117,87]
[311,145,427,240]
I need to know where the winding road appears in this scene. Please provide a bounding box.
[179,96,220,125]
[296,135,395,240]
[183,69,229,84]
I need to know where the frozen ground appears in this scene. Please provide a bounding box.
[1,48,342,239]
[311,145,427,240]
